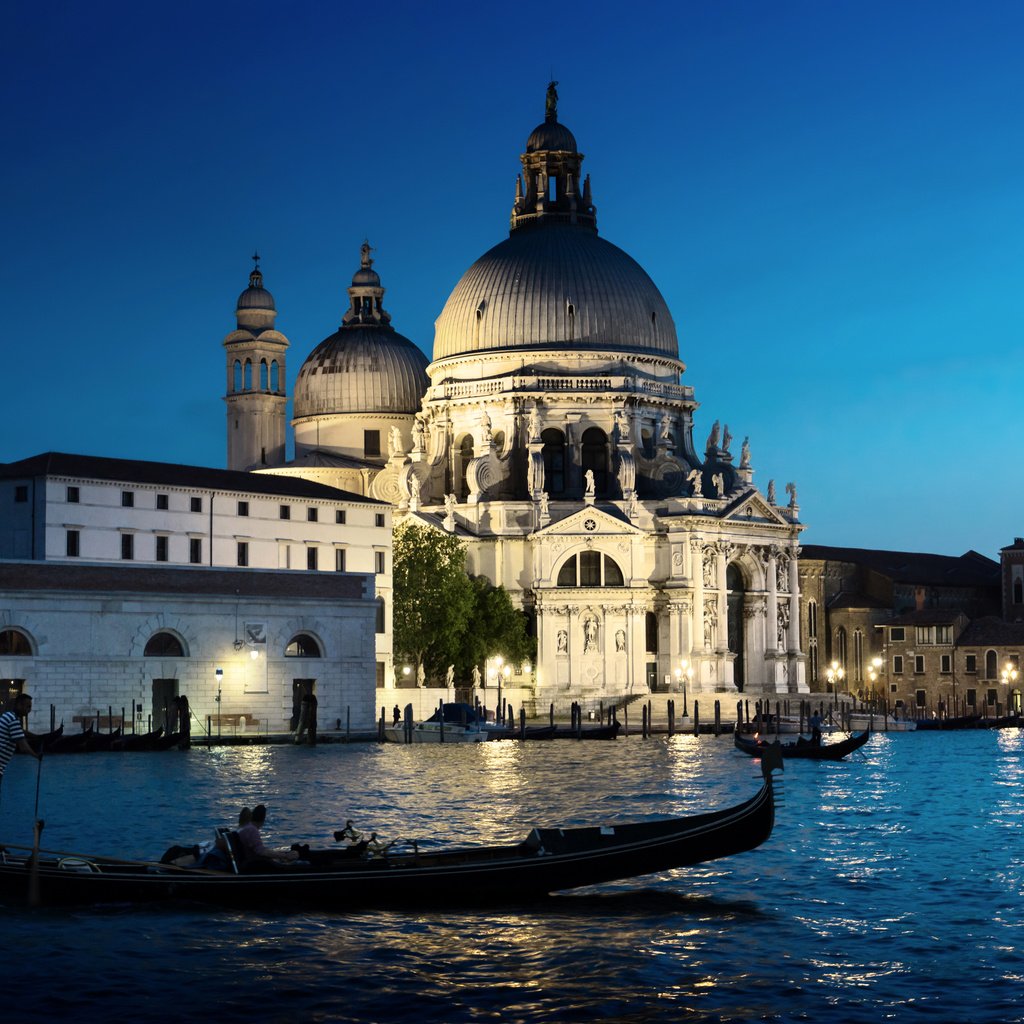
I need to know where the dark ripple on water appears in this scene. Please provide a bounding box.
[2,730,1024,1022]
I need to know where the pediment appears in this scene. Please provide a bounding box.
[722,492,791,526]
[534,505,646,538]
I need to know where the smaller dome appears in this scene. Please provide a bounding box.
[526,120,577,153]
[237,268,275,311]
[351,267,381,287]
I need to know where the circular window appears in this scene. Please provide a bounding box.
[584,519,597,532]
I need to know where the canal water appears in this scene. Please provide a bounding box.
[1,729,1022,1023]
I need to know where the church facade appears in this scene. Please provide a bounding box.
[233,85,808,706]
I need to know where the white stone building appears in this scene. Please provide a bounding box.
[0,453,388,729]
[238,85,808,708]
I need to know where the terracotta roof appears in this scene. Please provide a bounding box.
[1,452,387,505]
[0,560,371,600]
[799,544,999,588]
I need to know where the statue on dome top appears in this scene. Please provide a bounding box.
[360,240,374,269]
[546,81,559,121]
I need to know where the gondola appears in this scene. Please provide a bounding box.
[0,773,776,909]
[734,728,870,761]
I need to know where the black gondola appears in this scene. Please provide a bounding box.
[734,728,870,761]
[0,774,776,909]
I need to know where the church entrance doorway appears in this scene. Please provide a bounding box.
[152,678,178,732]
[726,565,745,691]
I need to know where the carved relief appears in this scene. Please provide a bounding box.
[702,550,716,589]
[703,598,718,649]
[777,603,790,647]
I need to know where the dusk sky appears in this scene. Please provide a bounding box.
[4,1,1022,559]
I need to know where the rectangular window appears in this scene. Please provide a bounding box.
[307,507,318,522]
[155,535,168,562]
[940,654,952,674]
[121,533,134,560]
[307,547,318,571]
[66,529,80,557]
[915,689,927,707]
[376,599,385,634]
[189,538,202,564]
[156,493,169,510]
[965,654,977,673]
[335,548,346,572]
[936,625,952,644]
[121,490,134,508]
[890,627,905,642]
[237,501,249,517]
[966,688,977,707]
[364,430,381,458]
[190,496,202,513]
[336,510,346,525]
[988,689,998,705]
[14,485,28,502]
[914,655,925,674]
[280,504,291,520]
[893,655,904,674]
[66,486,79,503]
[580,550,602,586]
[237,541,249,567]
[375,513,386,527]
[376,662,386,687]
[375,550,385,574]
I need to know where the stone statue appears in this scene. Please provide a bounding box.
[786,481,798,507]
[711,472,724,497]
[412,415,426,450]
[546,80,559,120]
[706,420,720,451]
[360,240,373,268]
[446,664,454,687]
[584,469,595,496]
[539,491,550,518]
[416,664,425,687]
[529,405,542,440]
[687,468,703,497]
[740,437,751,469]
[444,493,457,516]
[767,479,776,504]
[702,552,716,589]
[389,426,403,457]
[615,410,631,443]
[472,664,481,687]
[722,424,732,453]
[480,411,492,444]
[557,629,568,653]
[583,615,598,653]
[777,604,790,648]
[615,629,626,653]
[659,416,672,442]
[409,473,421,507]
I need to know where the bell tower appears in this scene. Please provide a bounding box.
[223,254,290,471]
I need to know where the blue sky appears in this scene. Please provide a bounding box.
[4,0,1022,559]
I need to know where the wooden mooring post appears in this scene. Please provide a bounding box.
[714,700,721,736]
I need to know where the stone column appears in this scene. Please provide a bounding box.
[787,550,801,652]
[690,536,704,656]
[766,546,779,653]
[716,544,729,653]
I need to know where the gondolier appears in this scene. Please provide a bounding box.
[0,693,41,792]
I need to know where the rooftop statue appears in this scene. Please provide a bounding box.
[706,420,720,451]
[546,80,559,120]
[360,240,374,268]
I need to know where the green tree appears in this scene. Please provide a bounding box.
[459,575,536,680]
[392,523,474,682]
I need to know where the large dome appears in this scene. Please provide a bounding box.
[294,326,428,418]
[433,223,678,361]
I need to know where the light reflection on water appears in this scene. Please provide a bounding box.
[2,731,1024,1022]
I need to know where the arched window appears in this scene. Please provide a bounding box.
[835,627,847,671]
[645,612,658,653]
[555,553,625,587]
[581,427,608,495]
[808,600,818,638]
[0,629,32,656]
[243,359,253,390]
[541,428,566,496]
[233,359,242,392]
[853,629,864,682]
[259,359,268,391]
[285,634,322,658]
[986,649,998,679]
[144,632,185,657]
[376,598,386,634]
[271,360,280,392]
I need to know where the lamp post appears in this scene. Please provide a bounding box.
[1000,661,1019,716]
[825,659,844,694]
[867,656,883,709]
[214,667,223,742]
[674,658,695,716]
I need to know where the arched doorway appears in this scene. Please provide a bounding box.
[726,564,745,690]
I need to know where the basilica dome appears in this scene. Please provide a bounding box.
[433,224,677,361]
[433,90,678,364]
[293,244,428,419]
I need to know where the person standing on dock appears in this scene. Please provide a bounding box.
[0,693,41,797]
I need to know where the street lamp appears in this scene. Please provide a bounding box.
[1000,661,1019,715]
[674,658,695,716]
[867,656,883,706]
[825,659,844,694]
[215,667,223,741]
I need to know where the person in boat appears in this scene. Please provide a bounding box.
[809,710,823,746]
[0,693,41,797]
[235,804,299,867]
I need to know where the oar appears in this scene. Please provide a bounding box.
[27,749,44,907]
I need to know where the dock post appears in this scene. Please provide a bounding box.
[693,700,700,735]
[714,700,721,737]
[378,706,385,742]
[642,703,648,739]
[668,699,675,737]
[622,704,628,738]
[550,703,555,729]
[520,708,526,740]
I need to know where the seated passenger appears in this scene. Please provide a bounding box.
[235,804,299,868]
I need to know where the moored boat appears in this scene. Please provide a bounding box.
[734,728,870,761]
[385,702,493,743]
[847,713,916,732]
[0,772,777,909]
